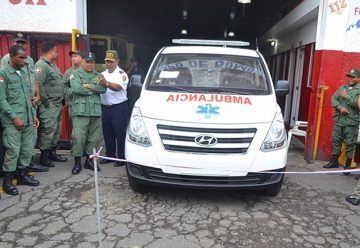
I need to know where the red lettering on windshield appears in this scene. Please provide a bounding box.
[166,94,252,105]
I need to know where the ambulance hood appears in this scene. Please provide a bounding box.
[138,91,277,124]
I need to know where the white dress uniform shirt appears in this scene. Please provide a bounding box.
[101,66,128,105]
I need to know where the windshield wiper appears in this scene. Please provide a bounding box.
[150,85,197,93]
[205,88,252,95]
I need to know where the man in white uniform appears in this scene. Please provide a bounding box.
[99,50,129,167]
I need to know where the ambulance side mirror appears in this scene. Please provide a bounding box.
[275,80,289,96]
[128,75,143,112]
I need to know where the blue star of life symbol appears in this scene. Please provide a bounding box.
[347,19,360,32]
[197,104,220,118]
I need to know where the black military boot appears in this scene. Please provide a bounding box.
[28,156,49,172]
[2,172,18,195]
[343,158,352,176]
[49,147,68,162]
[322,154,340,169]
[39,149,55,167]
[84,156,100,171]
[16,168,40,186]
[72,157,82,175]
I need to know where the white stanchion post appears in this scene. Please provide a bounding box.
[93,148,102,247]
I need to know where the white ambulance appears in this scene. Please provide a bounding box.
[125,39,289,196]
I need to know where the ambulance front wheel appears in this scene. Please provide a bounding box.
[264,175,284,196]
[127,173,146,193]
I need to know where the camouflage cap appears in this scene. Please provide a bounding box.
[104,50,118,62]
[346,68,360,78]
[82,52,95,61]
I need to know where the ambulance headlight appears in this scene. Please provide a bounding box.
[127,107,151,147]
[261,112,287,151]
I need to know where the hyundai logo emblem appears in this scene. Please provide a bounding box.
[194,135,218,146]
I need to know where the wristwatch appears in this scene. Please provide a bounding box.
[106,81,109,87]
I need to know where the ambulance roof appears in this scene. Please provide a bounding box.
[161,46,260,58]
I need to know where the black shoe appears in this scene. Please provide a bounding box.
[3,172,19,195]
[323,155,340,169]
[71,164,81,175]
[72,166,81,175]
[99,158,112,164]
[114,161,126,167]
[355,175,360,180]
[39,149,55,167]
[16,169,40,186]
[345,195,360,205]
[28,163,49,172]
[49,148,68,162]
[343,159,352,176]
[84,157,100,171]
[322,163,340,169]
[20,169,35,179]
[71,157,82,175]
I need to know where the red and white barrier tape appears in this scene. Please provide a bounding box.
[90,148,360,175]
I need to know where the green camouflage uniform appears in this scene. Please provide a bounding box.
[35,58,64,150]
[70,68,106,157]
[63,66,79,103]
[331,84,360,159]
[2,54,38,154]
[0,64,35,172]
[63,66,79,118]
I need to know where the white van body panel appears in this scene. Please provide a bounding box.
[139,91,277,124]
[125,117,287,177]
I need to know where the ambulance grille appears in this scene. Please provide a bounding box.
[157,124,256,154]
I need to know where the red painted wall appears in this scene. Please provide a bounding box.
[305,50,360,160]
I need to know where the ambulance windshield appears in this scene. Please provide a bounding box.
[146,54,270,95]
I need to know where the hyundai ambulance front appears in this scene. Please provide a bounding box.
[125,44,288,195]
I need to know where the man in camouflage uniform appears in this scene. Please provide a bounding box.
[323,68,360,174]
[35,41,67,168]
[0,45,40,195]
[0,33,47,172]
[63,50,83,117]
[70,52,107,175]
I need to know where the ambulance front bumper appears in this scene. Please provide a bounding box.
[126,162,284,190]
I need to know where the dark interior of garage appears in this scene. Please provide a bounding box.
[87,0,302,67]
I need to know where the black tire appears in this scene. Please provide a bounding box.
[264,176,284,196]
[128,176,146,193]
[126,168,146,193]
